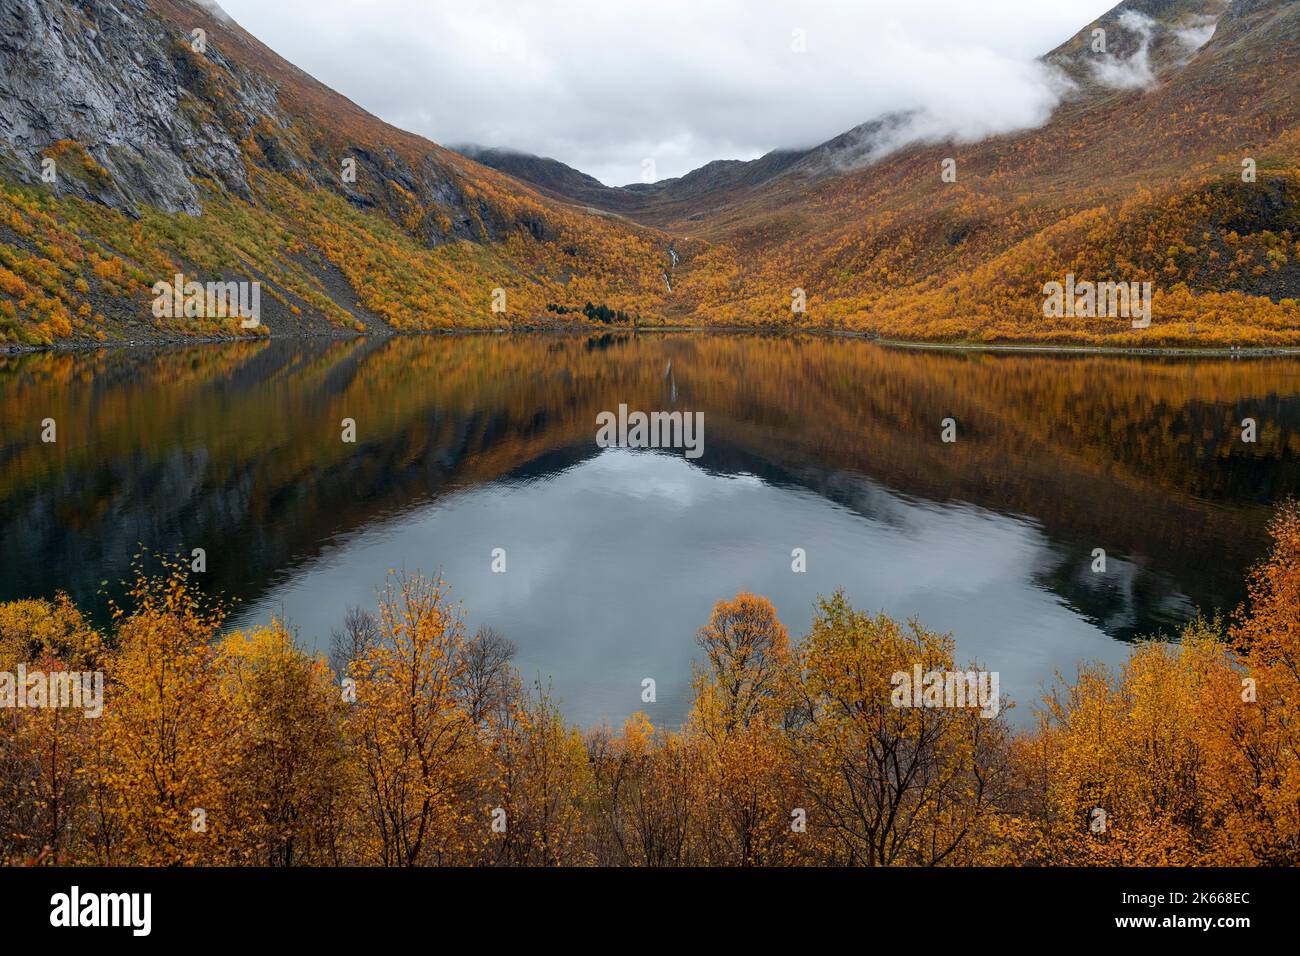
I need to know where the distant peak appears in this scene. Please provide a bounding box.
[1044,0,1231,91]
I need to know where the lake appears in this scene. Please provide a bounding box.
[3,333,1298,728]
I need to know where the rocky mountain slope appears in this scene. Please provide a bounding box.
[0,0,1297,347]
[660,0,1300,343]
[0,0,669,345]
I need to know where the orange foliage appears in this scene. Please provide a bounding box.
[4,503,1300,866]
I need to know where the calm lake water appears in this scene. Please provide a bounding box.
[3,333,1299,727]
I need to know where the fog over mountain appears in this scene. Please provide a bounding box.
[216,0,1112,185]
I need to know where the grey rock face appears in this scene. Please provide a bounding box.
[0,0,276,214]
[0,0,545,250]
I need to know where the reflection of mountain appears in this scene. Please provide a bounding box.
[684,444,1202,641]
[1,334,1298,634]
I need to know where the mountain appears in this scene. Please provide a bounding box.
[453,143,814,229]
[461,0,1300,343]
[0,0,1298,347]
[451,146,642,214]
[454,114,913,229]
[0,0,669,345]
[660,0,1300,342]
[1044,0,1231,86]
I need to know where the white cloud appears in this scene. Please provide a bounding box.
[191,0,232,24]
[1088,10,1158,89]
[216,0,1113,185]
[1173,16,1219,53]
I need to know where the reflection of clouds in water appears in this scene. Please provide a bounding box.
[583,448,763,507]
[871,499,1045,596]
[235,451,1136,729]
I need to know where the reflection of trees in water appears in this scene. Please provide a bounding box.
[1,334,1297,630]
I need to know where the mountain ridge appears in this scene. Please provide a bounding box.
[456,0,1255,234]
[452,112,919,230]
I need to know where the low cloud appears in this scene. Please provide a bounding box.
[1086,9,1220,92]
[191,0,232,24]
[1173,16,1219,53]
[217,0,1112,185]
[1088,11,1158,90]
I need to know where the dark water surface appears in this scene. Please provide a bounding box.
[4,333,1299,727]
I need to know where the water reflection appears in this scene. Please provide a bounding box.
[2,333,1298,726]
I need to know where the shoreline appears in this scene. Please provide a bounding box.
[866,337,1300,358]
[5,323,1300,358]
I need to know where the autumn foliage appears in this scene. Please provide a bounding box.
[5,502,1300,866]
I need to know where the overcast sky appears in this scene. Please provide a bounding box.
[214,0,1113,186]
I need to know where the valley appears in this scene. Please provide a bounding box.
[0,0,1296,348]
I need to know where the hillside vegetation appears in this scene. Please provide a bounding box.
[663,0,1300,344]
[0,0,1298,346]
[0,0,669,346]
